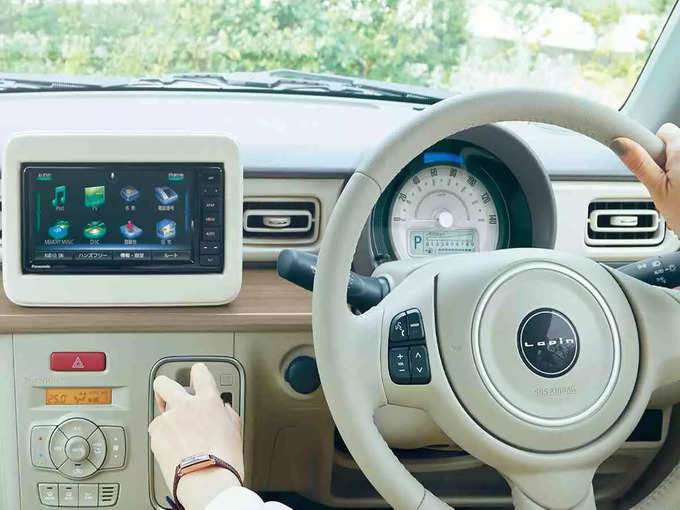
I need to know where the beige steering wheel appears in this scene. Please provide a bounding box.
[312,89,680,510]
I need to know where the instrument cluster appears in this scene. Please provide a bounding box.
[371,140,534,262]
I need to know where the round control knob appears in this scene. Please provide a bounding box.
[64,436,90,462]
[284,356,320,394]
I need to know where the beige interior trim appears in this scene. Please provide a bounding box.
[552,181,680,262]
[0,270,312,333]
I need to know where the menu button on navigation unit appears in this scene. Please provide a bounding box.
[152,251,191,262]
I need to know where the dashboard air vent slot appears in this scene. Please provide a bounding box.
[586,200,665,246]
[243,197,319,245]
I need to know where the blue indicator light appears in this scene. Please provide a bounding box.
[424,152,463,165]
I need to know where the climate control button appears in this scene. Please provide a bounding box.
[48,429,68,467]
[58,418,96,440]
[100,426,126,469]
[34,419,126,479]
[87,429,107,469]
[59,458,97,479]
[64,436,90,462]
[31,426,56,469]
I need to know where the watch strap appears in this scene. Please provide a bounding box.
[172,454,243,510]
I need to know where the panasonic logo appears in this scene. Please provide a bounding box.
[523,337,575,348]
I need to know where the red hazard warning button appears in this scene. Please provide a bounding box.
[50,352,106,371]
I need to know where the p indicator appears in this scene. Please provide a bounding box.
[517,308,579,378]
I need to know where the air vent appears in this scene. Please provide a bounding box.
[243,197,319,245]
[586,200,665,247]
[98,483,119,506]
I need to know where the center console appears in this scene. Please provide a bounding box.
[2,133,243,306]
[13,333,244,509]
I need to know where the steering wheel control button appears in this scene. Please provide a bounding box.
[65,436,90,462]
[390,312,409,342]
[100,426,126,469]
[388,347,411,384]
[406,309,425,341]
[48,428,68,467]
[31,426,57,468]
[409,346,431,384]
[518,308,579,378]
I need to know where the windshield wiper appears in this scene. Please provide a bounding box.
[125,69,449,103]
[0,73,127,92]
[0,70,449,104]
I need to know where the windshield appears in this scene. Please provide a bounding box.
[0,0,675,106]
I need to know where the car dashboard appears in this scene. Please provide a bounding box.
[0,90,678,509]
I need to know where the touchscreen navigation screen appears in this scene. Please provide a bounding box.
[22,163,224,274]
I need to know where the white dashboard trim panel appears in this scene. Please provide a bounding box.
[552,180,680,262]
[2,132,243,306]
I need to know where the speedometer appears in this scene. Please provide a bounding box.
[389,164,502,259]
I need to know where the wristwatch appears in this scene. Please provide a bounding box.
[172,453,243,510]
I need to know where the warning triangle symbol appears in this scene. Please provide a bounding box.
[72,357,85,369]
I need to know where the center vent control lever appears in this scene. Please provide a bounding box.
[277,249,390,312]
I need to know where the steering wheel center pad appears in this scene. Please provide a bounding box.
[441,258,637,452]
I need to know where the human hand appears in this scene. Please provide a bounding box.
[149,363,243,510]
[611,123,680,233]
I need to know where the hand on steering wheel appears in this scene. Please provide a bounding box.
[613,122,680,233]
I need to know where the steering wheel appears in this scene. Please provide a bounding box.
[312,89,680,510]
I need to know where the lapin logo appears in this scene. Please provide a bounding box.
[517,308,579,378]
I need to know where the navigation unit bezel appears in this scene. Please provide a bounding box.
[3,132,243,306]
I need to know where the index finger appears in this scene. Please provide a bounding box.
[153,375,191,411]
[190,363,219,398]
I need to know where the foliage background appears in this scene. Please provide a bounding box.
[0,0,676,106]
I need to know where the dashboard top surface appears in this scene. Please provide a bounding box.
[0,269,311,333]
[0,90,635,180]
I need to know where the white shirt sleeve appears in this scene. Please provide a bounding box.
[205,486,292,510]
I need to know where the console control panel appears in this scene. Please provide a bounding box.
[31,418,126,479]
[38,482,119,507]
[388,308,431,385]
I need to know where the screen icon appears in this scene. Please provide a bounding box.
[84,186,106,208]
[120,185,140,203]
[48,220,70,240]
[83,221,107,240]
[156,219,176,240]
[120,220,143,239]
[51,185,66,207]
[155,186,178,205]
